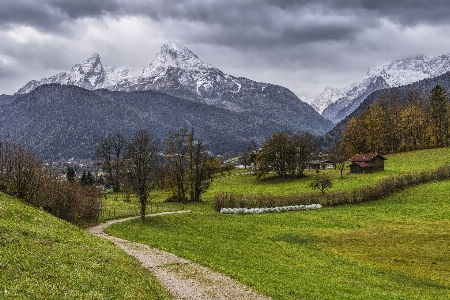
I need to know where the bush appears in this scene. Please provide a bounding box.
[0,140,100,224]
[38,179,100,223]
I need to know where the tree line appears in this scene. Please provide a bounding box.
[96,127,220,221]
[239,131,321,179]
[342,85,450,155]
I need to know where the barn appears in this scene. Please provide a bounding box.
[349,153,387,174]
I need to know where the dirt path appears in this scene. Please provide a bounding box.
[87,212,272,300]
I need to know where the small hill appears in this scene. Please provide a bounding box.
[0,192,170,299]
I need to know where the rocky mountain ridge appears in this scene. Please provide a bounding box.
[312,54,450,123]
[8,42,332,158]
[17,42,331,135]
[321,70,450,148]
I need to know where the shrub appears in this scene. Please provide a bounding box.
[38,179,100,223]
[0,140,100,224]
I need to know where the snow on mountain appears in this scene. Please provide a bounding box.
[309,87,348,114]
[315,54,450,124]
[15,41,332,136]
[140,41,218,78]
[17,53,135,94]
[17,41,238,101]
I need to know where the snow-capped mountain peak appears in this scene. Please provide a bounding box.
[316,53,450,124]
[141,41,217,78]
[17,53,107,94]
[310,86,348,114]
[68,53,104,86]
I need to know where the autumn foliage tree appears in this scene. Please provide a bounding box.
[342,85,450,155]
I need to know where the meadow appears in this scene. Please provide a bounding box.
[207,147,450,199]
[0,193,171,299]
[105,148,450,299]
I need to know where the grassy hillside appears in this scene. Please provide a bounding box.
[107,148,450,299]
[205,147,450,198]
[0,193,171,299]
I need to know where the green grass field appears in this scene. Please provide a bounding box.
[2,147,449,299]
[106,148,450,299]
[100,191,184,221]
[0,193,172,300]
[204,147,450,199]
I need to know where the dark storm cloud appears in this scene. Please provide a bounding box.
[120,0,450,47]
[339,0,450,26]
[2,0,449,45]
[2,0,450,96]
[0,0,119,30]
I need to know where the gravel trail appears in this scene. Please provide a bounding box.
[87,212,272,300]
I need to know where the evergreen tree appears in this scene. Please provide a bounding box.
[66,166,76,182]
[429,85,449,147]
[80,171,88,185]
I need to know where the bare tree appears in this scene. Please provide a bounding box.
[125,130,159,221]
[239,138,258,169]
[328,140,348,179]
[164,127,190,201]
[0,141,44,204]
[188,137,212,202]
[96,133,127,191]
[293,131,320,176]
[164,127,213,202]
[0,139,100,223]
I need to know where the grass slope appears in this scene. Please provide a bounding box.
[107,148,450,299]
[205,147,450,198]
[0,193,171,300]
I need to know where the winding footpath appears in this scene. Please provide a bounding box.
[87,211,272,300]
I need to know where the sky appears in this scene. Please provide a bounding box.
[1,0,450,100]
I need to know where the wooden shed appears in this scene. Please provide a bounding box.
[349,153,387,174]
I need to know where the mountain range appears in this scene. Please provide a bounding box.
[6,42,332,159]
[6,41,450,159]
[321,69,450,148]
[306,54,450,124]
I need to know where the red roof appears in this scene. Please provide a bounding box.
[349,153,386,162]
[351,161,374,168]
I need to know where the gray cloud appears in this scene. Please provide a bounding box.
[1,0,450,97]
[0,0,119,31]
[2,1,449,48]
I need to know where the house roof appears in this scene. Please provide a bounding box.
[350,161,374,168]
[349,153,387,162]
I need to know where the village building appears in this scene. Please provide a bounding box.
[349,153,387,174]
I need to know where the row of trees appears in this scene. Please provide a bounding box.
[246,131,320,179]
[96,128,219,220]
[342,85,450,155]
[0,140,100,223]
